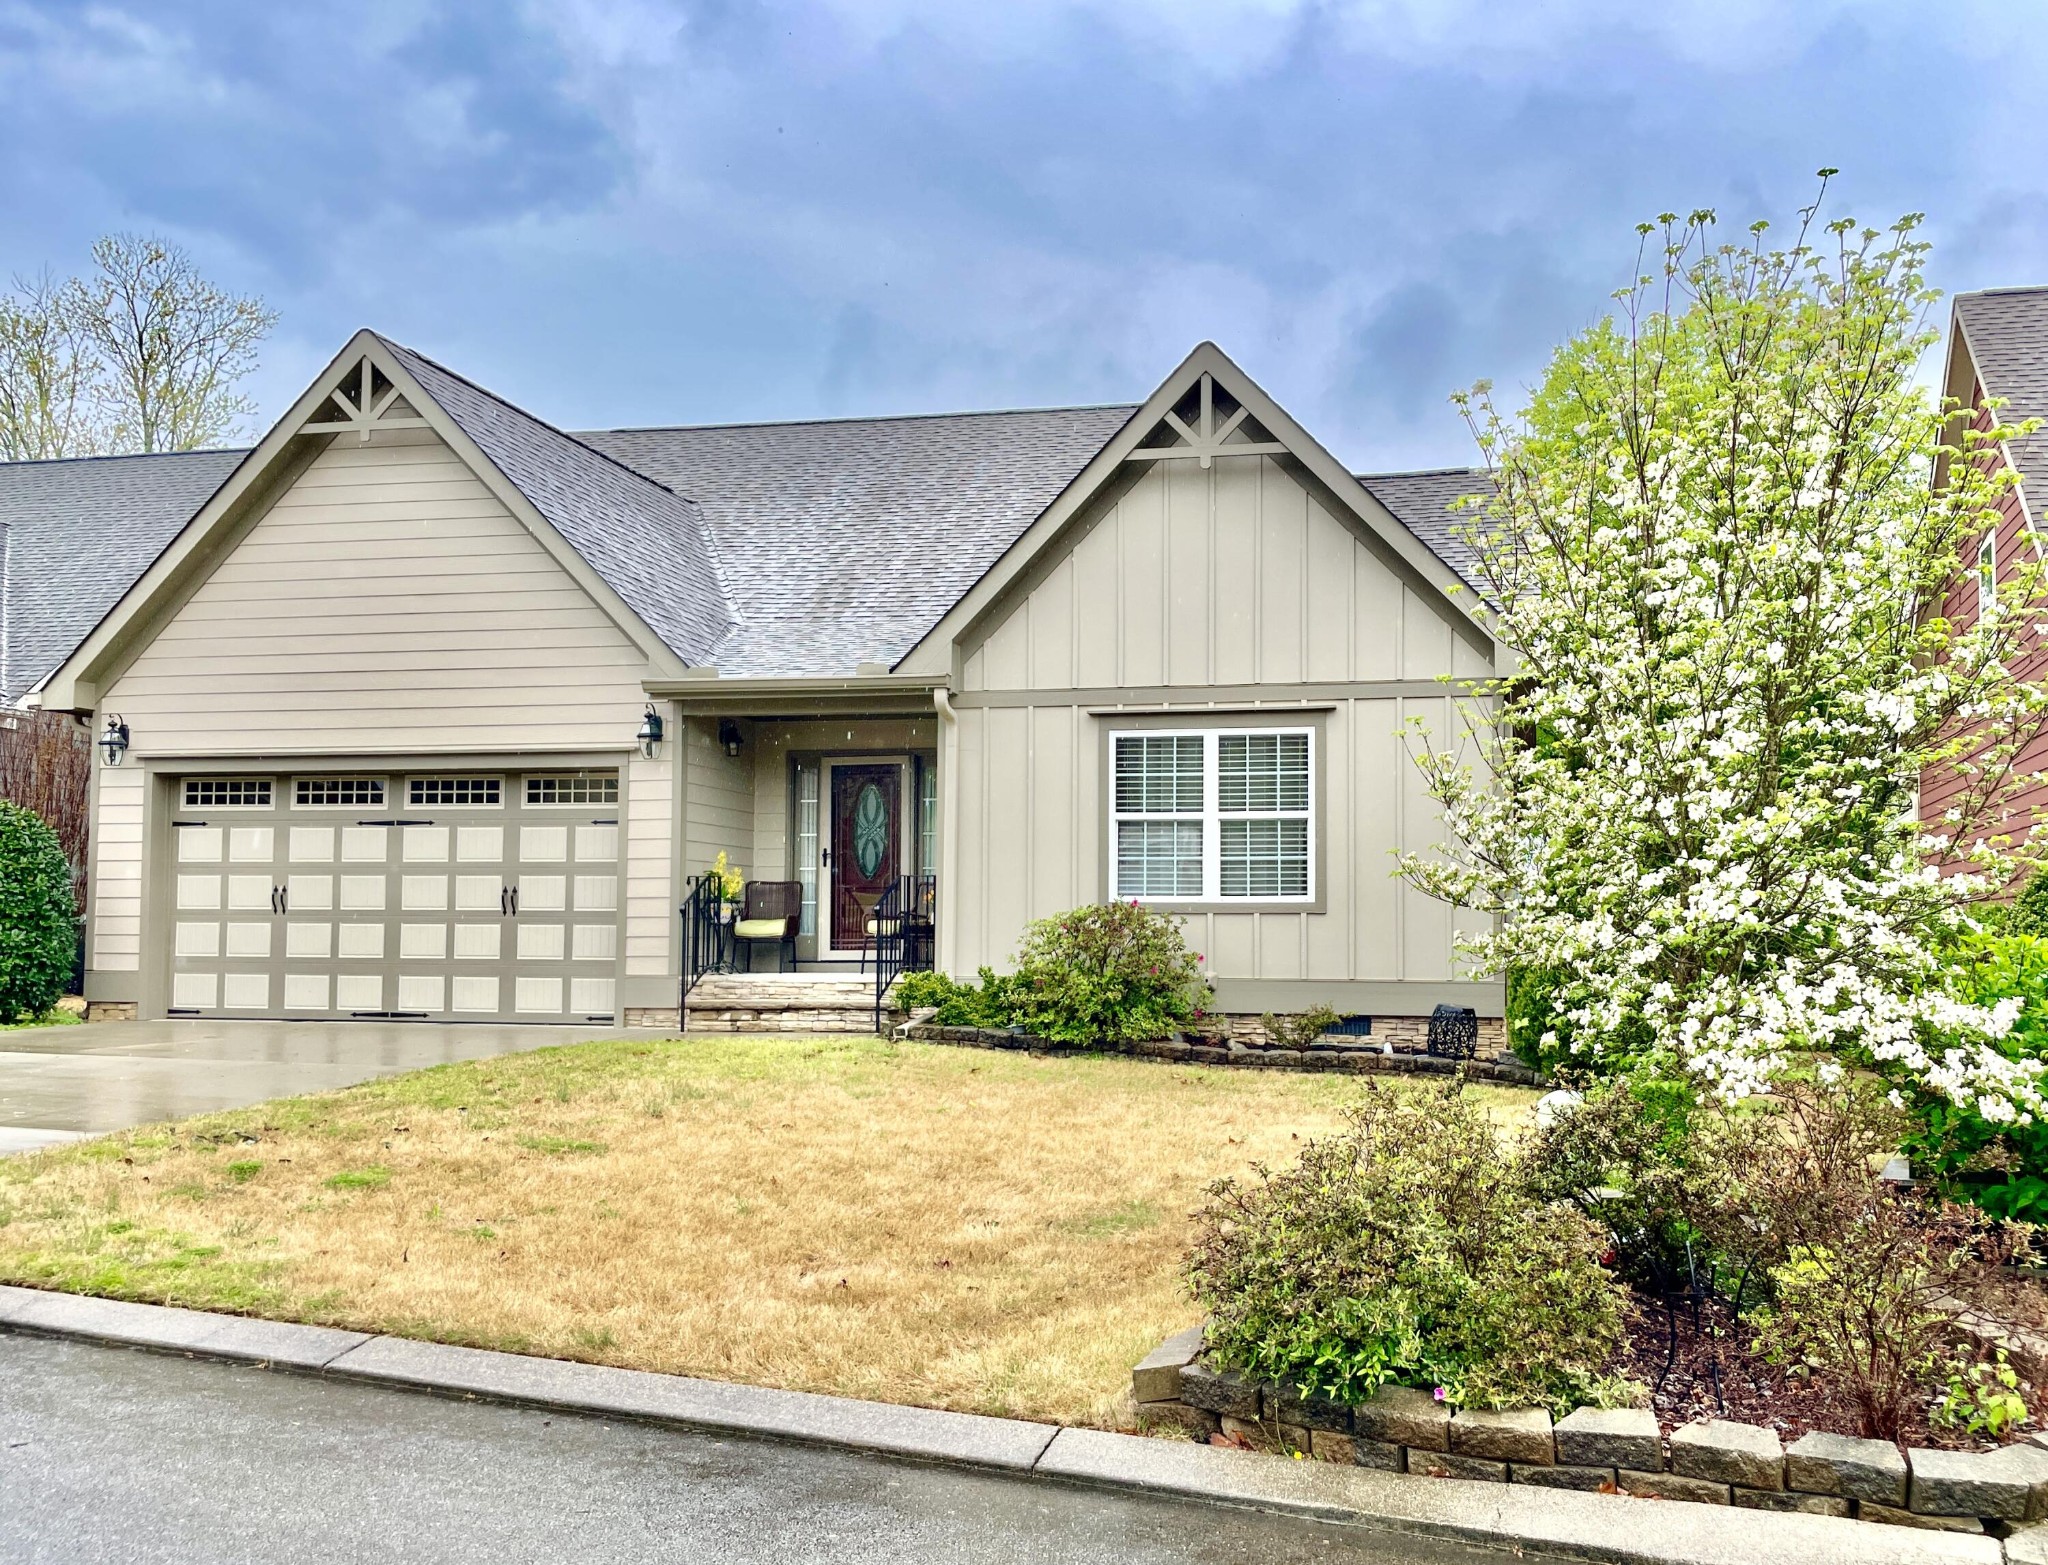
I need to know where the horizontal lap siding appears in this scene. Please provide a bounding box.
[1921,407,2048,863]
[90,767,146,971]
[683,718,753,883]
[105,433,650,750]
[92,428,674,988]
[625,735,675,978]
[949,455,1490,984]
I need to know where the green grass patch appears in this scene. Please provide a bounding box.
[226,1161,262,1183]
[515,1135,607,1157]
[0,1008,83,1032]
[323,1166,391,1192]
[1054,1199,1161,1238]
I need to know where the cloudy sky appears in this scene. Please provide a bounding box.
[0,0,2040,471]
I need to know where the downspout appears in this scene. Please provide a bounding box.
[932,685,959,977]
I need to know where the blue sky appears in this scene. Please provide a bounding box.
[0,1,2040,470]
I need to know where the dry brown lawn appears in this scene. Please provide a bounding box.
[0,1035,1537,1428]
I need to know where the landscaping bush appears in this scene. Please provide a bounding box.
[893,967,1019,1027]
[1006,901,1212,1045]
[0,800,78,1023]
[1504,965,1568,1075]
[1186,1078,1633,1416]
[1522,1072,1728,1293]
[1889,930,2048,1223]
[1719,1076,2000,1443]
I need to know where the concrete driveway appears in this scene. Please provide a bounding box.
[0,1017,674,1154]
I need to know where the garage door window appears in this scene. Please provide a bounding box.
[294,778,385,807]
[409,777,501,807]
[183,779,272,809]
[525,775,618,806]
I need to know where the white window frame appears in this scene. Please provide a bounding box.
[1980,530,1998,621]
[1108,727,1315,905]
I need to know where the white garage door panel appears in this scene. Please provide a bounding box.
[165,769,622,1024]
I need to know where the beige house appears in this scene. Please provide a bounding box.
[15,331,1503,1031]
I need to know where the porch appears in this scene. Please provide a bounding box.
[663,680,947,1033]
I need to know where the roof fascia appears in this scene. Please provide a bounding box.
[893,342,1502,678]
[41,332,687,712]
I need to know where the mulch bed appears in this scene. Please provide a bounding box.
[1618,1284,2042,1451]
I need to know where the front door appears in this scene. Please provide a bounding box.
[826,761,901,955]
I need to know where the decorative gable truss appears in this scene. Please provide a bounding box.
[1128,372,1286,468]
[301,355,432,442]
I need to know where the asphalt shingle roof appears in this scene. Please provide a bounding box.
[1356,466,1493,594]
[1,351,1507,697]
[1956,288,2048,519]
[0,448,244,700]
[383,337,732,666]
[581,405,1137,675]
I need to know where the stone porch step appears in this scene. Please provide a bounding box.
[685,973,903,1036]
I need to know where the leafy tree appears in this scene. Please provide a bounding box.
[0,801,77,1022]
[0,234,275,458]
[0,271,101,461]
[1399,178,2048,1123]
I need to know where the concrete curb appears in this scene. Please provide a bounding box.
[0,1285,2007,1565]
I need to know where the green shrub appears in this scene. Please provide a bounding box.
[893,967,1020,1027]
[2003,874,2048,939]
[1893,930,2048,1222]
[1186,1079,1632,1416]
[1522,1073,1726,1291]
[1504,966,1567,1073]
[1006,901,1212,1044]
[1258,1005,1343,1050]
[0,801,77,1024]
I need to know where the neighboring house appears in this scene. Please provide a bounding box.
[16,331,1501,1030]
[1924,287,2048,859]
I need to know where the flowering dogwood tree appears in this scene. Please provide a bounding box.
[1400,187,2048,1120]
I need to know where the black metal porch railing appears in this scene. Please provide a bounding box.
[873,873,937,1033]
[678,873,738,1032]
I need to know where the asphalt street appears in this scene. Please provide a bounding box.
[0,1334,1495,1564]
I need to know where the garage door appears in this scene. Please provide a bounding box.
[166,771,621,1022]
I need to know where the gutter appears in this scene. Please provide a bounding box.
[644,672,950,699]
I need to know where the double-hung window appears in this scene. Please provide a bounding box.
[1111,728,1313,902]
[1980,531,1999,621]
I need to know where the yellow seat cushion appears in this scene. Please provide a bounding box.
[864,917,901,937]
[733,918,790,940]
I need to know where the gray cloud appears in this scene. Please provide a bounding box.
[0,0,2040,471]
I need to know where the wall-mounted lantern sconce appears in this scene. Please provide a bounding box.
[637,705,665,760]
[717,717,744,759]
[98,713,130,767]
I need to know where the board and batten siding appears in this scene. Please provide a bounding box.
[90,427,673,986]
[945,453,1492,994]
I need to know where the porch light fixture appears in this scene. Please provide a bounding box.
[718,718,744,759]
[97,714,130,768]
[637,705,665,760]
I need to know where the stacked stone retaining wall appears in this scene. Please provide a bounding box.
[1132,1327,2048,1536]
